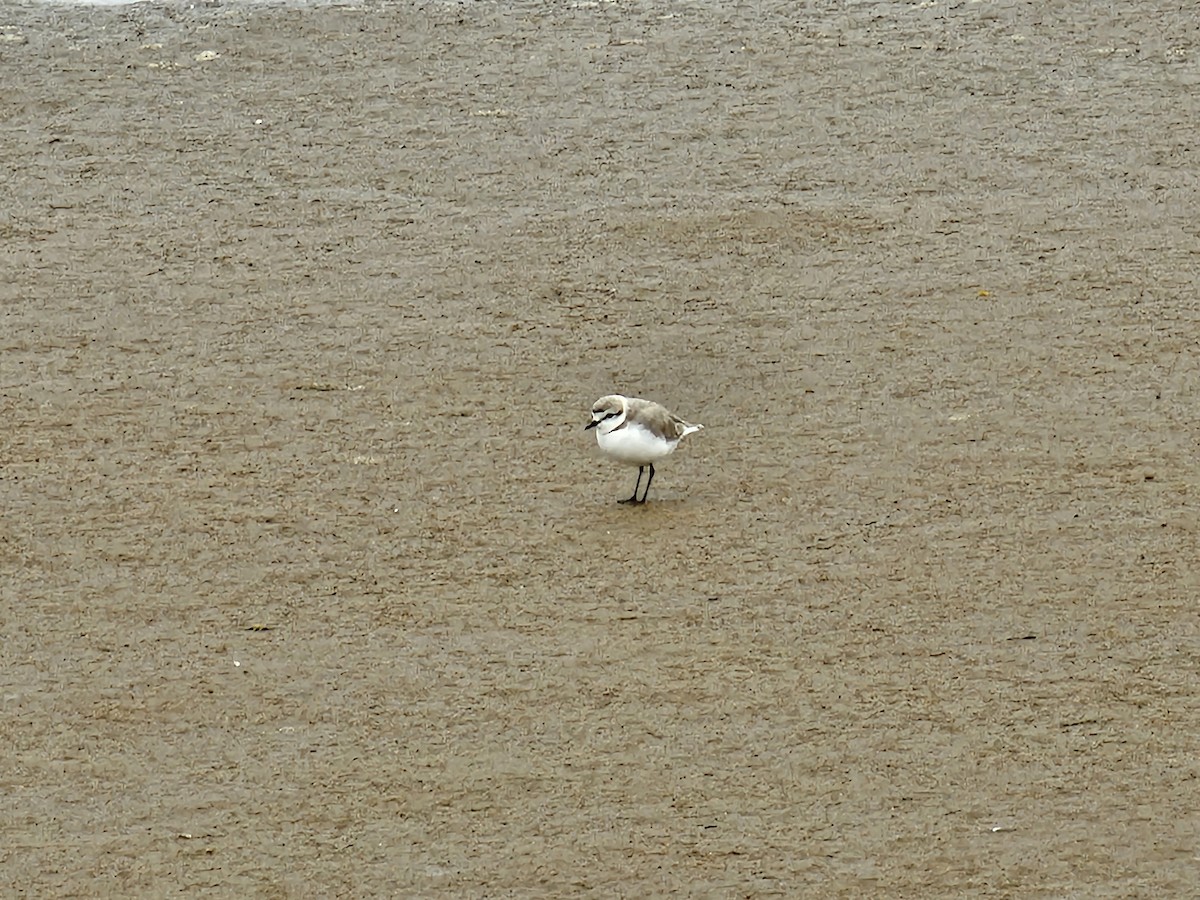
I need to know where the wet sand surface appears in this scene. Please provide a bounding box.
[3,0,1200,895]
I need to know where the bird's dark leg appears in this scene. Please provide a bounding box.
[619,466,644,504]
[640,464,656,503]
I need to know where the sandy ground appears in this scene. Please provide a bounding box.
[3,0,1200,895]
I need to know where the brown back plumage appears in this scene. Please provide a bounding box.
[623,396,701,441]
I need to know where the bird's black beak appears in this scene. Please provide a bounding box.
[584,420,598,430]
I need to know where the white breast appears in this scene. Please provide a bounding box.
[596,421,678,465]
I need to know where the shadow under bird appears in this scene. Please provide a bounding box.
[585,394,704,504]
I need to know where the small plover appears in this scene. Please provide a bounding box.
[585,394,704,503]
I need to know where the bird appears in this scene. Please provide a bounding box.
[585,394,704,503]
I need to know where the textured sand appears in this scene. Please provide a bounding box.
[3,0,1199,895]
